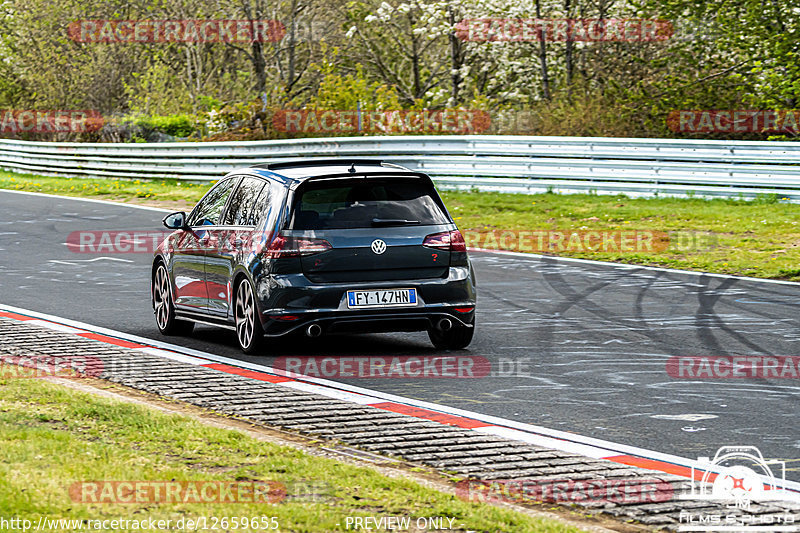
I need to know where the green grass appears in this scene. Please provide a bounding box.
[443,190,800,280]
[2,170,799,280]
[0,378,586,532]
[0,172,207,205]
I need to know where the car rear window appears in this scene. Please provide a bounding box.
[290,178,450,230]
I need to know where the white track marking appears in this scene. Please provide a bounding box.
[473,426,615,459]
[4,302,800,493]
[133,347,208,365]
[280,381,385,405]
[48,257,135,265]
[25,319,86,334]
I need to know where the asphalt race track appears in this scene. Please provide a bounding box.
[2,190,799,480]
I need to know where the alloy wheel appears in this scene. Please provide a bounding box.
[154,265,171,330]
[236,280,255,349]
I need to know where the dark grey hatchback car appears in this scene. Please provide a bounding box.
[151,160,476,353]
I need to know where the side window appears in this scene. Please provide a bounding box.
[187,178,238,227]
[222,177,266,226]
[249,183,273,226]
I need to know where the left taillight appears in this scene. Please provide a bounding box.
[423,230,467,252]
[265,233,332,258]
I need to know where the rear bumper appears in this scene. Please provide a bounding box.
[262,308,475,337]
[255,266,476,337]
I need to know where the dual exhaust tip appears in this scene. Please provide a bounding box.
[304,318,452,337]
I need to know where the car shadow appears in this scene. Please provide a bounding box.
[198,327,445,357]
[128,324,472,359]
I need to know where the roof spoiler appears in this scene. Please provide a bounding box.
[252,159,385,170]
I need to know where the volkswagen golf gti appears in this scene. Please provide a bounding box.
[151,160,476,353]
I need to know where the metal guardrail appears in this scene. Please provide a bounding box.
[1,135,800,199]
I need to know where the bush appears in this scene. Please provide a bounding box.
[134,115,197,138]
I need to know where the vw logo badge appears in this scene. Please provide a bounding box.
[371,239,387,255]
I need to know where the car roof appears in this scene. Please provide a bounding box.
[233,160,424,186]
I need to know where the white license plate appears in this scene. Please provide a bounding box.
[346,288,417,309]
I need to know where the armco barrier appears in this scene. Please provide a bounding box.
[1,135,800,199]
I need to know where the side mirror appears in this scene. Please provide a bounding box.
[163,212,188,230]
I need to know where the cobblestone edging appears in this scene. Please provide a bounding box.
[2,317,799,531]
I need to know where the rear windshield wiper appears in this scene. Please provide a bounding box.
[371,218,420,226]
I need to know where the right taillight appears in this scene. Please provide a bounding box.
[423,230,467,252]
[265,233,332,258]
[449,229,467,252]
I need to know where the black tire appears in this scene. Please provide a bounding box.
[428,323,474,350]
[234,277,266,354]
[153,263,194,336]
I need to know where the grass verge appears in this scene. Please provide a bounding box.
[2,171,799,280]
[444,189,800,280]
[0,377,587,532]
[0,172,207,210]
